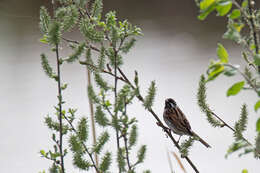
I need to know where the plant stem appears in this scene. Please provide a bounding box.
[248,0,259,57]
[123,135,131,171]
[223,64,258,95]
[113,49,121,173]
[55,44,65,173]
[67,41,200,172]
[117,68,200,173]
[209,111,251,145]
[63,116,100,172]
[233,0,259,71]
[86,68,99,168]
[123,97,131,171]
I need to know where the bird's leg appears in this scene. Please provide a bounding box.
[177,135,182,144]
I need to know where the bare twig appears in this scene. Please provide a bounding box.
[113,48,121,173]
[123,134,131,171]
[55,43,65,173]
[62,37,101,52]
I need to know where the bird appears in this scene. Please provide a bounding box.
[163,98,211,148]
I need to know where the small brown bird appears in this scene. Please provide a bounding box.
[163,98,211,148]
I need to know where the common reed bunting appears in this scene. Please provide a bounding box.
[163,98,211,148]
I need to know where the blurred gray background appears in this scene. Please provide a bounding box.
[0,0,259,172]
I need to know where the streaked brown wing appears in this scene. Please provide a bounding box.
[175,106,192,133]
[164,108,188,134]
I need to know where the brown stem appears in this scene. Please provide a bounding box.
[123,97,131,171]
[55,44,65,173]
[62,37,101,52]
[123,134,131,171]
[79,61,126,82]
[116,67,200,173]
[210,111,252,146]
[113,49,121,173]
[223,64,258,95]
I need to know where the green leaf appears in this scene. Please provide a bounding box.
[242,0,248,8]
[223,68,236,77]
[255,100,260,112]
[67,43,85,63]
[242,169,248,173]
[39,6,50,34]
[207,64,224,81]
[256,118,260,132]
[93,131,109,154]
[180,137,194,157]
[91,0,103,18]
[137,145,146,164]
[216,1,232,16]
[41,53,54,78]
[254,54,260,66]
[200,0,215,10]
[129,125,137,148]
[217,43,229,63]
[77,117,88,142]
[40,150,46,156]
[226,81,245,96]
[95,105,109,127]
[198,2,216,20]
[39,35,49,44]
[229,9,241,19]
[143,81,156,109]
[99,152,112,172]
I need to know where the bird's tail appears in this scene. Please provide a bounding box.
[191,131,211,148]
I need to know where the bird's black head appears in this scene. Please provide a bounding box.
[165,98,177,108]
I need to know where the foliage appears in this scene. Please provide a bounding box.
[194,0,260,161]
[39,0,148,172]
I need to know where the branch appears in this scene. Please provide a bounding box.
[62,37,101,52]
[223,63,258,95]
[116,67,200,173]
[113,48,121,173]
[232,0,259,71]
[123,134,131,171]
[55,43,65,173]
[63,116,100,173]
[248,0,259,54]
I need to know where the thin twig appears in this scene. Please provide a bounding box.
[113,48,121,173]
[223,63,258,94]
[210,111,251,145]
[248,0,259,55]
[123,134,131,171]
[116,67,200,173]
[63,116,100,173]
[123,97,132,171]
[62,37,101,52]
[55,43,65,173]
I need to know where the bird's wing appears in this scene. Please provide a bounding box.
[175,106,192,133]
[164,108,189,134]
